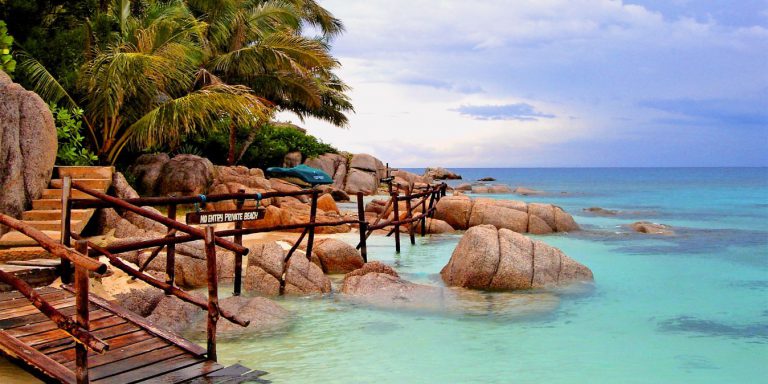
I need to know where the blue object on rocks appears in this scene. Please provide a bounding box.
[266,164,333,186]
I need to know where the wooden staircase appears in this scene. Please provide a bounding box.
[0,166,113,249]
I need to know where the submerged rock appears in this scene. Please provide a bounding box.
[192,296,291,336]
[584,207,618,216]
[341,262,560,317]
[630,221,674,235]
[441,225,593,291]
[243,242,331,296]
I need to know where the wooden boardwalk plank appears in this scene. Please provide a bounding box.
[0,330,75,384]
[0,290,70,311]
[6,309,111,338]
[0,296,75,319]
[37,322,138,353]
[20,315,125,347]
[89,344,187,381]
[93,354,204,383]
[82,292,207,357]
[48,330,154,364]
[62,337,168,369]
[138,359,223,383]
[0,286,57,301]
[0,304,78,329]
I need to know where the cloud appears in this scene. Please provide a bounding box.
[640,95,768,126]
[452,103,555,121]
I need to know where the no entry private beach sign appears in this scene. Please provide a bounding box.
[186,208,265,225]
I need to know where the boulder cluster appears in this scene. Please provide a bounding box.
[434,196,579,234]
[0,71,57,235]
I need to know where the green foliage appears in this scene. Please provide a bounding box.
[50,104,98,166]
[0,20,16,75]
[184,123,336,169]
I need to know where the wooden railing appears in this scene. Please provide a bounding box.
[358,183,447,253]
[0,214,109,384]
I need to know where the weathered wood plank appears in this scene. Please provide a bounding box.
[48,330,154,364]
[92,353,202,383]
[138,359,222,383]
[0,296,75,319]
[0,304,78,329]
[6,310,111,338]
[88,345,187,381]
[0,286,57,301]
[20,315,124,347]
[0,330,76,384]
[62,337,168,370]
[36,322,136,353]
[81,292,208,357]
[0,290,70,311]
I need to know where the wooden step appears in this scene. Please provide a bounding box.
[50,179,111,190]
[0,231,62,247]
[19,220,83,232]
[32,199,63,210]
[55,166,114,180]
[22,209,92,221]
[42,189,96,199]
[0,247,53,262]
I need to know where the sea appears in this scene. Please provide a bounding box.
[2,167,766,383]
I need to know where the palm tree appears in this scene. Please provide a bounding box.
[15,0,351,165]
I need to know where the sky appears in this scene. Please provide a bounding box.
[281,0,768,167]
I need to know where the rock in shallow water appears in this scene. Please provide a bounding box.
[340,262,560,318]
[630,221,674,235]
[440,225,593,290]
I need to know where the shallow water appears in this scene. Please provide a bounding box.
[2,168,766,383]
[210,168,768,383]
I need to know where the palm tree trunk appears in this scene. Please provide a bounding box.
[227,122,237,165]
[235,126,262,165]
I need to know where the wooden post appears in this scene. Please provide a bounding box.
[356,192,368,262]
[60,176,72,284]
[305,190,319,260]
[165,201,177,295]
[405,196,416,245]
[73,240,89,384]
[233,189,245,296]
[392,191,400,253]
[204,226,219,362]
[420,196,427,237]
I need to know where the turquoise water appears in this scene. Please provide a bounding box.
[2,168,765,383]
[211,168,768,383]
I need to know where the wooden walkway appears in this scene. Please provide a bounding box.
[0,287,269,383]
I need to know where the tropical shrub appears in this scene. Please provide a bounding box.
[0,20,15,75]
[51,104,98,166]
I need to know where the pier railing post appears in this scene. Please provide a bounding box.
[233,189,245,296]
[165,198,177,295]
[73,240,89,384]
[356,192,368,262]
[204,226,219,361]
[405,195,416,245]
[306,190,319,259]
[420,196,427,237]
[60,176,72,284]
[392,192,400,253]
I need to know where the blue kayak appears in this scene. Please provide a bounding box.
[266,164,333,186]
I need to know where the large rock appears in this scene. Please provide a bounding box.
[349,153,380,173]
[113,287,164,317]
[342,262,560,317]
[306,238,364,274]
[441,225,593,290]
[425,218,455,234]
[156,154,216,197]
[468,200,528,233]
[344,168,379,195]
[127,153,170,196]
[244,242,331,295]
[424,167,462,180]
[192,296,291,336]
[111,172,140,199]
[214,166,270,190]
[146,294,204,333]
[630,221,674,235]
[433,195,473,230]
[0,72,57,235]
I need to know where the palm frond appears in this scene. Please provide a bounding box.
[15,50,79,109]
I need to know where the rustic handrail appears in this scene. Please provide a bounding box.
[70,189,316,209]
[69,182,248,256]
[70,233,250,328]
[0,214,107,274]
[0,269,109,354]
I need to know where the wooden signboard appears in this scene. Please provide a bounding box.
[186,208,265,225]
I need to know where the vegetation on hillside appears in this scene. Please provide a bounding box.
[0,0,352,166]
